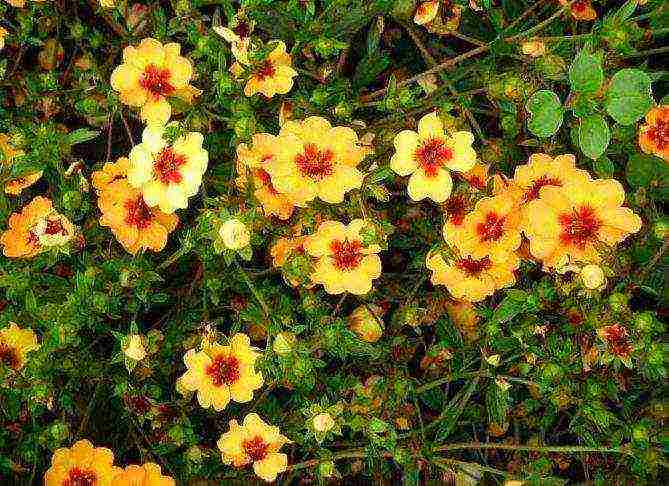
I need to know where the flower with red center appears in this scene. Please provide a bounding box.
[267,116,369,205]
[524,177,642,269]
[513,154,591,203]
[304,219,382,295]
[177,333,263,411]
[391,112,477,202]
[236,133,296,219]
[638,105,669,162]
[127,124,208,213]
[217,413,290,482]
[97,179,178,255]
[462,162,490,190]
[559,0,596,21]
[598,324,633,361]
[91,157,131,193]
[44,439,120,486]
[0,323,39,371]
[111,38,197,124]
[244,41,297,98]
[447,191,522,260]
[0,197,77,258]
[426,249,520,302]
[113,462,175,486]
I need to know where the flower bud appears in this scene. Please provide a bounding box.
[312,412,335,433]
[521,40,545,57]
[123,334,146,361]
[347,305,384,343]
[219,218,250,250]
[580,264,606,290]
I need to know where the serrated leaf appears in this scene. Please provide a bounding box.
[526,90,563,138]
[578,114,610,160]
[569,50,604,93]
[605,69,654,125]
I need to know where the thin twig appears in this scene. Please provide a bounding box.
[434,442,631,455]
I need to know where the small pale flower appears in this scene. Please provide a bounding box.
[580,264,606,290]
[219,218,251,250]
[312,413,335,433]
[123,334,147,361]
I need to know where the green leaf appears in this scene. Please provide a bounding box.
[569,50,604,93]
[626,153,669,201]
[67,128,100,145]
[605,69,654,125]
[526,90,564,138]
[578,114,610,160]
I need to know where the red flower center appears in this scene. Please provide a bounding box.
[601,324,632,358]
[559,206,601,248]
[154,147,187,184]
[206,355,240,387]
[443,195,467,226]
[124,196,154,229]
[330,239,363,271]
[0,343,19,369]
[573,1,588,13]
[476,212,506,242]
[63,467,97,486]
[255,169,278,195]
[647,118,669,150]
[456,256,492,276]
[256,60,276,80]
[243,436,270,462]
[415,139,453,177]
[233,21,251,39]
[44,218,66,235]
[524,175,562,201]
[140,64,175,99]
[295,144,334,180]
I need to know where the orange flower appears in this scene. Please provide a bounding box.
[462,162,489,190]
[638,105,669,162]
[426,249,519,302]
[237,133,296,220]
[414,0,439,25]
[0,134,42,195]
[446,191,523,260]
[512,153,590,204]
[0,197,76,258]
[177,333,263,411]
[524,178,642,269]
[266,116,368,205]
[97,179,178,255]
[44,439,120,486]
[559,0,596,21]
[304,219,382,295]
[113,463,175,486]
[91,157,130,193]
[111,38,196,124]
[244,41,297,98]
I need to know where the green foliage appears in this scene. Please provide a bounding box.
[526,90,564,138]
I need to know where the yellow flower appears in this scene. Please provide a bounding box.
[244,41,297,98]
[312,412,335,433]
[111,38,196,125]
[177,333,263,411]
[304,219,382,295]
[462,162,490,190]
[638,105,669,162]
[446,191,523,260]
[524,178,642,269]
[390,112,476,203]
[347,305,384,343]
[559,0,597,21]
[0,134,42,195]
[580,264,606,290]
[44,439,120,486]
[113,463,175,486]
[217,413,290,483]
[512,153,590,204]
[219,218,251,250]
[266,116,368,205]
[0,323,39,371]
[92,157,130,193]
[426,249,520,302]
[98,179,178,254]
[237,133,296,219]
[0,197,77,258]
[123,334,147,361]
[0,27,7,50]
[99,0,115,7]
[127,124,208,213]
[521,40,546,57]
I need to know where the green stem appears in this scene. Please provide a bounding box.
[235,260,271,319]
[622,46,669,58]
[434,443,631,455]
